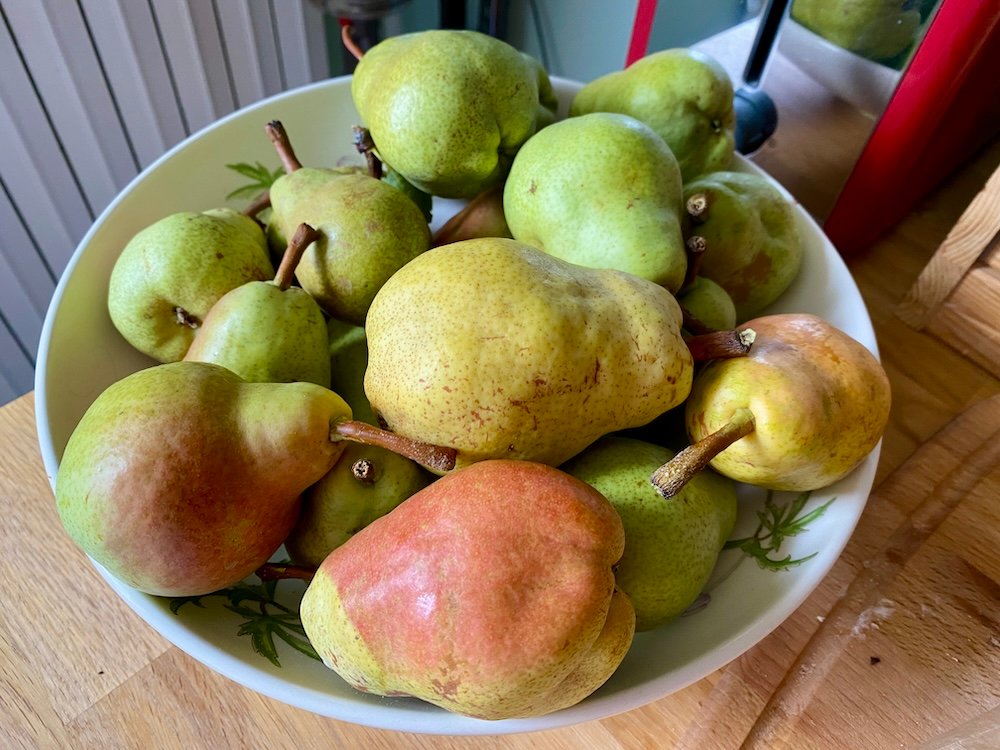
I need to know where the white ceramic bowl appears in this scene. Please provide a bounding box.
[35,75,880,735]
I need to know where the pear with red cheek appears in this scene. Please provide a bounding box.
[300,459,635,720]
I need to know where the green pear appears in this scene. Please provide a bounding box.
[326,318,376,423]
[677,275,737,332]
[265,121,430,326]
[54,361,353,596]
[504,112,688,293]
[351,30,558,198]
[652,313,891,497]
[562,436,737,631]
[363,237,694,469]
[108,208,274,362]
[683,171,803,322]
[284,442,433,567]
[300,459,634,719]
[570,48,735,182]
[792,0,921,62]
[284,318,432,567]
[183,224,331,387]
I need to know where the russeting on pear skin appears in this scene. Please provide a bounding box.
[363,237,694,469]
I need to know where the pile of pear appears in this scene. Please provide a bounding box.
[54,30,891,722]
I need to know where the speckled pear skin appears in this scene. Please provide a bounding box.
[267,169,430,325]
[562,436,737,631]
[351,30,558,199]
[683,171,803,322]
[686,313,891,491]
[570,48,735,182]
[108,208,274,363]
[183,279,330,387]
[677,276,737,332]
[300,459,631,720]
[363,238,694,469]
[54,362,352,597]
[792,0,921,62]
[504,112,688,293]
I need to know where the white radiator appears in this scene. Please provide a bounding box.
[0,0,330,405]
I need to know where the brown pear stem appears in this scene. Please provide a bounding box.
[686,328,756,361]
[274,223,320,291]
[256,562,316,582]
[332,419,458,474]
[265,120,302,174]
[680,235,708,293]
[352,126,382,179]
[341,24,365,62]
[686,192,711,223]
[650,407,756,499]
[431,183,505,247]
[242,189,272,221]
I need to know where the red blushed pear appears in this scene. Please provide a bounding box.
[300,459,636,720]
[54,361,458,597]
[651,313,891,498]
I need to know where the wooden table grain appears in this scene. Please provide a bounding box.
[3,41,999,749]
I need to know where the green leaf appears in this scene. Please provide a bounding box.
[167,571,316,669]
[724,491,836,572]
[224,161,284,201]
[234,614,283,668]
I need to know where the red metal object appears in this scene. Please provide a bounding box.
[823,0,1000,256]
[626,0,659,66]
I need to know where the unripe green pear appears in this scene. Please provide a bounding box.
[677,275,737,332]
[351,29,557,198]
[55,361,353,596]
[792,0,921,62]
[504,112,687,292]
[683,171,803,322]
[267,168,430,326]
[108,208,274,362]
[571,48,735,182]
[562,436,737,632]
[184,224,331,387]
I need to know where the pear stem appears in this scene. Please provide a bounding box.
[686,192,711,223]
[265,120,303,174]
[256,562,316,582]
[274,223,320,291]
[650,407,756,499]
[432,183,505,247]
[332,419,458,474]
[686,328,756,361]
[242,190,272,221]
[680,235,707,293]
[352,126,382,179]
[341,24,365,62]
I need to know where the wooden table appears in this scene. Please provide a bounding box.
[3,42,1000,749]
